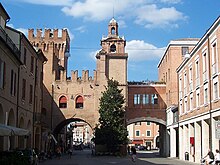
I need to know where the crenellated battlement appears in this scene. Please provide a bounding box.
[28,28,70,42]
[69,70,97,83]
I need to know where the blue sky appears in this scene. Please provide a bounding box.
[1,0,220,81]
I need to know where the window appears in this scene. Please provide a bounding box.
[29,85,33,104]
[190,96,193,110]
[143,94,149,104]
[204,88,208,105]
[111,27,115,35]
[134,94,140,105]
[195,60,200,87]
[182,47,189,56]
[135,122,141,125]
[0,59,5,89]
[10,70,16,96]
[184,99,187,113]
[153,94,158,104]
[203,52,208,81]
[23,48,27,65]
[214,82,218,100]
[30,56,34,73]
[135,130,140,137]
[22,79,26,100]
[146,122,150,125]
[75,95,83,109]
[212,42,217,75]
[59,96,67,108]
[196,92,200,108]
[110,44,116,53]
[146,130,151,137]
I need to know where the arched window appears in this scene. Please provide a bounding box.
[75,95,83,109]
[110,44,116,53]
[111,27,115,35]
[59,96,67,108]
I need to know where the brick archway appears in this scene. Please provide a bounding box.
[126,117,166,126]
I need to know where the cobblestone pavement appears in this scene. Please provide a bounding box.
[39,149,200,165]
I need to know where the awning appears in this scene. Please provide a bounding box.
[132,140,143,145]
[60,96,67,103]
[0,124,30,136]
[76,96,83,103]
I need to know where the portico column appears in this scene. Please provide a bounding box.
[195,121,202,163]
[170,127,176,157]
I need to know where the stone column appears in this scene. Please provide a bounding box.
[195,121,202,163]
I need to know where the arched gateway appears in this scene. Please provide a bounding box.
[28,18,167,155]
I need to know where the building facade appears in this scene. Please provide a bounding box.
[158,38,199,157]
[0,3,46,151]
[127,121,159,149]
[28,18,128,151]
[177,16,220,163]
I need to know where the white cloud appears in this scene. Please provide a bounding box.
[160,0,182,4]
[10,0,186,29]
[11,0,74,6]
[135,4,186,29]
[126,40,165,61]
[74,26,87,33]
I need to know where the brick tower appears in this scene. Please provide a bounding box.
[96,18,128,99]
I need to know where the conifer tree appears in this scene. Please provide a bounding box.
[93,79,128,152]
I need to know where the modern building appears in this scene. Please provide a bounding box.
[127,121,159,149]
[158,38,199,157]
[177,16,220,163]
[0,3,47,151]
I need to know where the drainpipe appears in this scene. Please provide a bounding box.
[207,33,212,151]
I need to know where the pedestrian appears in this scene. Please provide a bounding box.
[56,146,62,159]
[203,149,214,165]
[68,147,73,159]
[215,149,220,165]
[127,145,131,155]
[131,146,137,162]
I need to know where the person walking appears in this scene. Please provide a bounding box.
[131,146,137,162]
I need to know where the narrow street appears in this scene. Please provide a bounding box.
[40,149,200,165]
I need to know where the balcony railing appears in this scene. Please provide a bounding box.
[0,26,20,59]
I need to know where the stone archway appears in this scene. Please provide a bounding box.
[52,118,93,151]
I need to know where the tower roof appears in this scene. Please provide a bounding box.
[109,18,117,24]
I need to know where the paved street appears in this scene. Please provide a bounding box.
[40,149,200,165]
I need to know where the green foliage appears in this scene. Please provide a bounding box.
[93,79,128,151]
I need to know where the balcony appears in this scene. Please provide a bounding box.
[0,26,20,59]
